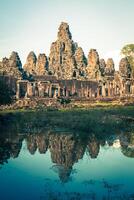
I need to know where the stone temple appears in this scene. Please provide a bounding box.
[0,22,134,100]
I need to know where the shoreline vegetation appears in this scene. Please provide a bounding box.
[0,96,134,112]
[0,105,134,135]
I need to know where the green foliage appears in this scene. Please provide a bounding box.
[0,79,14,105]
[121,44,134,76]
[121,44,134,56]
[57,97,71,106]
[0,106,134,135]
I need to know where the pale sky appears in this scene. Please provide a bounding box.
[0,0,134,69]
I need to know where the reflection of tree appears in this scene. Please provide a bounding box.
[0,134,23,166]
[0,139,10,166]
[121,147,134,158]
[120,133,134,158]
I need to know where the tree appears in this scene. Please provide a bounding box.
[57,97,71,107]
[121,44,134,77]
[0,79,14,105]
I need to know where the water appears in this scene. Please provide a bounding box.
[0,130,134,200]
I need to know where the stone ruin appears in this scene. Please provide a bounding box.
[0,22,134,100]
[0,51,22,79]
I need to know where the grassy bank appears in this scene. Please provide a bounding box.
[0,106,134,135]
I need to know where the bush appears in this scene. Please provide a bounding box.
[57,97,71,106]
[0,79,14,105]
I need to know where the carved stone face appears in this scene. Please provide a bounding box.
[119,57,131,77]
[105,58,115,76]
[88,49,99,68]
[58,22,72,41]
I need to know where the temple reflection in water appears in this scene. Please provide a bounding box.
[0,131,134,182]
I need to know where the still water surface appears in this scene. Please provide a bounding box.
[0,130,134,200]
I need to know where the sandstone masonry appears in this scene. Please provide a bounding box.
[0,22,134,100]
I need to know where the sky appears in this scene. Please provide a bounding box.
[0,0,134,69]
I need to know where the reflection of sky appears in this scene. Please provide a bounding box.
[0,0,134,69]
[0,141,134,200]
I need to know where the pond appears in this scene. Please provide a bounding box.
[0,107,134,200]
